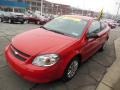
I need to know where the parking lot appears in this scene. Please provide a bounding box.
[0,22,120,90]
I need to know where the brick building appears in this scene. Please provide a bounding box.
[71,7,98,17]
[24,0,97,16]
[25,0,71,15]
[0,0,98,17]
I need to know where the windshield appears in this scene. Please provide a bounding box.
[0,11,5,15]
[43,16,88,37]
[0,11,4,14]
[3,12,12,16]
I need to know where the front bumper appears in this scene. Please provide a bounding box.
[11,17,25,22]
[5,45,60,83]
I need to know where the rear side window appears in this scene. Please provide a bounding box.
[88,21,100,34]
[101,22,106,30]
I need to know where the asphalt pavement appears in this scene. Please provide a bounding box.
[0,22,120,90]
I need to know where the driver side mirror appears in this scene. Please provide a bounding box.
[87,33,99,39]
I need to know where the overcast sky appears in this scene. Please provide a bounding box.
[46,0,120,15]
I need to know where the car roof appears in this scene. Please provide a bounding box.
[62,15,95,21]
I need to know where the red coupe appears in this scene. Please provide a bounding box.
[26,15,48,25]
[5,15,110,83]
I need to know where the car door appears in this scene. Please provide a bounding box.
[98,22,109,45]
[81,21,101,62]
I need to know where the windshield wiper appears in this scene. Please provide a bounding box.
[40,25,49,30]
[40,26,72,36]
[49,30,66,35]
[40,26,65,35]
[50,30,74,37]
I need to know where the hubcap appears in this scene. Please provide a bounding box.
[26,20,28,23]
[67,60,78,78]
[8,19,11,23]
[37,21,40,24]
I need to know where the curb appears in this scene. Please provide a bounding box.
[96,38,120,90]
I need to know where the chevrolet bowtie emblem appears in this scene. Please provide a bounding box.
[14,51,18,55]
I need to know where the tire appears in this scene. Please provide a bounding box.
[1,19,3,22]
[99,44,105,52]
[21,21,24,24]
[26,20,29,24]
[0,18,2,22]
[62,57,79,82]
[25,20,28,24]
[37,21,40,25]
[8,19,13,24]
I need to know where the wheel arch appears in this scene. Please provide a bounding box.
[61,52,82,75]
[61,53,82,81]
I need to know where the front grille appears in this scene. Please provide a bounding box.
[10,45,30,61]
[10,49,26,61]
[11,45,30,57]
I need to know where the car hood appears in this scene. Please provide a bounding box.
[12,28,77,56]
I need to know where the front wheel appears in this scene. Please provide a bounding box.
[0,18,2,22]
[99,43,105,52]
[8,19,13,24]
[62,57,79,82]
[21,21,24,24]
[35,21,40,25]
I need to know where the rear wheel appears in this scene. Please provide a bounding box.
[62,57,79,82]
[0,18,2,22]
[25,20,28,23]
[26,20,29,23]
[21,21,24,24]
[8,19,13,24]
[99,43,105,52]
[37,21,40,25]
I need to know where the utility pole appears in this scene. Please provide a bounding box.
[71,8,73,14]
[51,3,54,15]
[116,2,120,18]
[28,0,32,11]
[41,0,43,16]
[60,9,62,15]
[56,5,59,15]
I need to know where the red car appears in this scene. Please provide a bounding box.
[26,15,48,25]
[5,15,110,83]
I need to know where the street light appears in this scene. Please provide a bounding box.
[51,3,54,15]
[28,0,32,10]
[56,5,59,15]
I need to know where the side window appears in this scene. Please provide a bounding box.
[89,21,100,34]
[101,22,106,30]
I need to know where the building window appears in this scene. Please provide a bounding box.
[32,2,36,6]
[37,3,41,6]
[26,1,30,4]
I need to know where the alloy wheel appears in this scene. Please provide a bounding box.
[67,60,79,78]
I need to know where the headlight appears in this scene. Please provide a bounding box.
[32,54,60,67]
